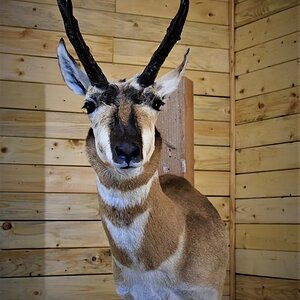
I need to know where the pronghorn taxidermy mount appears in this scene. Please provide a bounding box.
[57,0,228,299]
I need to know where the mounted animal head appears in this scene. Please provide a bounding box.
[57,0,189,177]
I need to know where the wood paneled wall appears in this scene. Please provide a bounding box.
[0,0,231,299]
[234,1,300,299]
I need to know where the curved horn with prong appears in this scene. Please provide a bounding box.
[57,0,109,89]
[137,0,189,88]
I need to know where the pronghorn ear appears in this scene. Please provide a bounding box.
[155,49,189,99]
[57,38,90,95]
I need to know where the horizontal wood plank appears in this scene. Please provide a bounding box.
[235,31,300,75]
[236,169,300,198]
[0,25,113,62]
[194,121,230,146]
[194,146,230,171]
[114,39,229,72]
[116,0,229,25]
[236,5,300,51]
[236,224,300,251]
[0,193,100,220]
[20,0,116,12]
[0,274,119,300]
[236,142,300,173]
[0,221,108,249]
[0,109,89,140]
[0,0,229,48]
[0,165,97,193]
[0,54,229,97]
[236,249,300,279]
[195,171,230,196]
[0,81,83,112]
[236,275,300,300]
[0,136,89,166]
[0,247,111,277]
[236,197,300,224]
[236,114,300,149]
[236,59,300,100]
[235,86,300,124]
[194,96,230,121]
[235,0,300,27]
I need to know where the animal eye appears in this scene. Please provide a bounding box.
[152,98,164,111]
[82,101,96,114]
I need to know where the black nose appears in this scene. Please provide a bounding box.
[114,143,141,165]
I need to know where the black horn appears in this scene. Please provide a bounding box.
[57,0,109,89]
[137,0,189,88]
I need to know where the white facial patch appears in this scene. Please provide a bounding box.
[142,127,155,164]
[103,208,151,260]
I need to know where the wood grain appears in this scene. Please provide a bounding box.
[0,136,89,166]
[236,197,300,224]
[194,146,230,171]
[236,114,300,149]
[235,31,300,75]
[208,197,230,221]
[236,224,300,251]
[236,5,300,51]
[236,59,300,100]
[0,164,97,193]
[0,274,119,300]
[116,0,229,25]
[0,247,112,277]
[194,121,230,146]
[0,193,100,220]
[236,275,300,300]
[194,96,230,121]
[236,142,300,173]
[0,0,229,48]
[0,221,108,249]
[236,169,300,198]
[235,0,300,27]
[235,86,300,124]
[236,249,300,279]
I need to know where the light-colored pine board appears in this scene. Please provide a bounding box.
[21,0,116,12]
[0,247,112,277]
[0,136,89,166]
[236,31,300,75]
[236,114,300,149]
[0,26,113,62]
[0,54,229,97]
[194,96,230,121]
[0,0,229,49]
[236,59,300,100]
[0,109,89,140]
[235,0,300,27]
[0,81,83,112]
[194,121,230,146]
[116,0,229,25]
[236,5,300,51]
[236,197,300,224]
[235,86,300,124]
[114,39,229,73]
[0,165,97,193]
[236,169,300,198]
[0,221,108,249]
[208,197,230,221]
[185,70,230,96]
[236,224,300,251]
[236,142,300,173]
[0,274,119,300]
[194,146,230,170]
[195,171,230,196]
[0,193,100,220]
[236,275,300,300]
[236,249,300,279]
